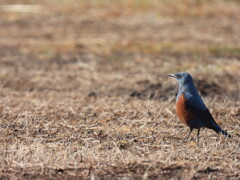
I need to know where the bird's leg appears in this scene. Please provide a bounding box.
[187,127,193,140]
[197,128,201,141]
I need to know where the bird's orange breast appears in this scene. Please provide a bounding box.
[176,94,194,126]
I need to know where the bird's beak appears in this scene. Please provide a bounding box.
[167,74,177,78]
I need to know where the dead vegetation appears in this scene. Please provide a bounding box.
[0,0,239,179]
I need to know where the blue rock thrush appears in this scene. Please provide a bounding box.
[168,72,231,139]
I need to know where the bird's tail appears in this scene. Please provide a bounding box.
[212,123,231,138]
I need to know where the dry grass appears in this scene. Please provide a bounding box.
[0,0,240,179]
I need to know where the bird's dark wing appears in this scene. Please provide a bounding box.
[183,92,231,137]
[183,93,217,129]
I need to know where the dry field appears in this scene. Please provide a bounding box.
[0,0,240,179]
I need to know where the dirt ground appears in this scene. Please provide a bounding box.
[0,0,240,179]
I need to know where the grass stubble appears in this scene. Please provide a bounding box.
[0,0,240,179]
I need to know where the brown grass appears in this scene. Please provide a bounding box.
[0,0,240,179]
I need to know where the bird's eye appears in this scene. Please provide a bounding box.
[176,74,181,79]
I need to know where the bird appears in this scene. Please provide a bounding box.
[168,72,231,139]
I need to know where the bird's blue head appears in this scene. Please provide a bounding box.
[168,72,195,92]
